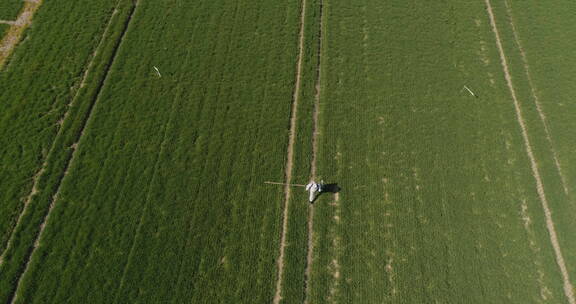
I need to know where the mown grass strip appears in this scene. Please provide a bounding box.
[0,1,137,302]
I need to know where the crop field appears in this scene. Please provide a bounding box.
[0,0,23,20]
[1,0,575,303]
[0,24,9,37]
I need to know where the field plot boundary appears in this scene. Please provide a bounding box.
[503,0,570,196]
[484,1,575,303]
[303,0,324,302]
[0,0,43,68]
[273,0,308,303]
[0,0,123,266]
[7,1,138,302]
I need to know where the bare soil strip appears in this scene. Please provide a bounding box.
[0,2,122,267]
[504,0,570,196]
[8,3,137,303]
[303,0,324,303]
[0,0,43,68]
[484,1,575,303]
[273,0,308,303]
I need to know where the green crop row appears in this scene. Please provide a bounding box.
[8,0,304,303]
[0,0,119,261]
[308,0,570,303]
[0,0,135,302]
[488,0,576,287]
[0,0,121,255]
[0,0,23,20]
[276,0,322,302]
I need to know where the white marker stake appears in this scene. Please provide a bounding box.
[463,85,477,97]
[153,66,161,78]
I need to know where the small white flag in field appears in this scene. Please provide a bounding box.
[153,66,161,78]
[463,85,477,98]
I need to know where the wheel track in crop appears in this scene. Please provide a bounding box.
[7,2,138,303]
[0,0,43,68]
[303,0,324,302]
[0,0,124,266]
[113,89,180,303]
[484,1,575,303]
[273,0,308,303]
[503,0,570,197]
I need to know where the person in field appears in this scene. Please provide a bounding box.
[305,180,324,203]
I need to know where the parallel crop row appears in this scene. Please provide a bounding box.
[488,0,576,298]
[310,0,570,303]
[276,0,322,302]
[6,0,304,303]
[0,0,137,302]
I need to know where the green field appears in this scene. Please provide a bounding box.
[0,0,23,20]
[0,23,9,37]
[1,0,576,303]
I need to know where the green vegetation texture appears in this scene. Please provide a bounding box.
[0,0,23,20]
[3,0,302,303]
[1,0,576,303]
[0,23,9,37]
[307,0,575,303]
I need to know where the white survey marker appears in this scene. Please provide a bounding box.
[153,66,161,78]
[463,85,477,97]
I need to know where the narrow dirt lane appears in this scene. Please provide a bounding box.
[303,0,324,302]
[503,0,570,196]
[484,1,575,303]
[8,2,138,303]
[273,0,308,303]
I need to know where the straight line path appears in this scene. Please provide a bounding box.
[503,0,570,196]
[7,2,138,303]
[303,0,324,302]
[0,0,123,267]
[484,1,575,303]
[273,0,308,303]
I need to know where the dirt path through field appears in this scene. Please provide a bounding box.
[0,0,43,68]
[0,2,124,267]
[503,0,570,196]
[8,2,137,303]
[484,1,575,303]
[303,0,324,303]
[273,0,308,303]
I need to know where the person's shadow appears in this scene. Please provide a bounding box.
[323,183,341,194]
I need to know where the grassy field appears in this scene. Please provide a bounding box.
[0,24,9,37]
[1,0,576,303]
[307,0,575,303]
[0,0,23,20]
[0,0,121,300]
[2,0,303,303]
[490,0,576,284]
